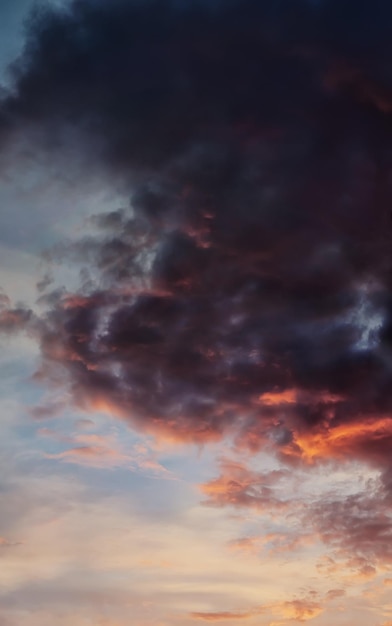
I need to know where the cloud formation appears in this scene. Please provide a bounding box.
[189,610,259,622]
[1,0,392,481]
[188,591,330,624]
[201,459,288,511]
[310,483,392,574]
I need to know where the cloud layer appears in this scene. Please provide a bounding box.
[1,0,392,476]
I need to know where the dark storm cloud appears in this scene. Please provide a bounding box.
[1,0,392,458]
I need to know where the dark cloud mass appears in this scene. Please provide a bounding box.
[1,0,392,464]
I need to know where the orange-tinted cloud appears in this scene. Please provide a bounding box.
[325,588,345,601]
[45,444,129,469]
[277,598,323,622]
[190,591,332,625]
[258,388,343,407]
[206,453,392,575]
[227,536,261,556]
[309,486,392,574]
[43,430,172,476]
[279,417,392,467]
[189,610,259,622]
[229,531,315,557]
[200,460,288,511]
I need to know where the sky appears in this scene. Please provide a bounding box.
[1,0,392,625]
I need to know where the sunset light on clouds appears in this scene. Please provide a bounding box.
[1,0,392,624]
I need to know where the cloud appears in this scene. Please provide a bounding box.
[306,475,392,576]
[40,429,173,476]
[277,597,324,622]
[189,592,326,624]
[206,455,392,573]
[325,588,345,601]
[279,416,392,467]
[44,444,129,469]
[200,459,288,511]
[228,531,315,558]
[0,0,392,480]
[189,610,259,622]
[0,306,33,333]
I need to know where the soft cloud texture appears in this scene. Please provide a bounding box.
[1,1,392,624]
[1,0,392,477]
